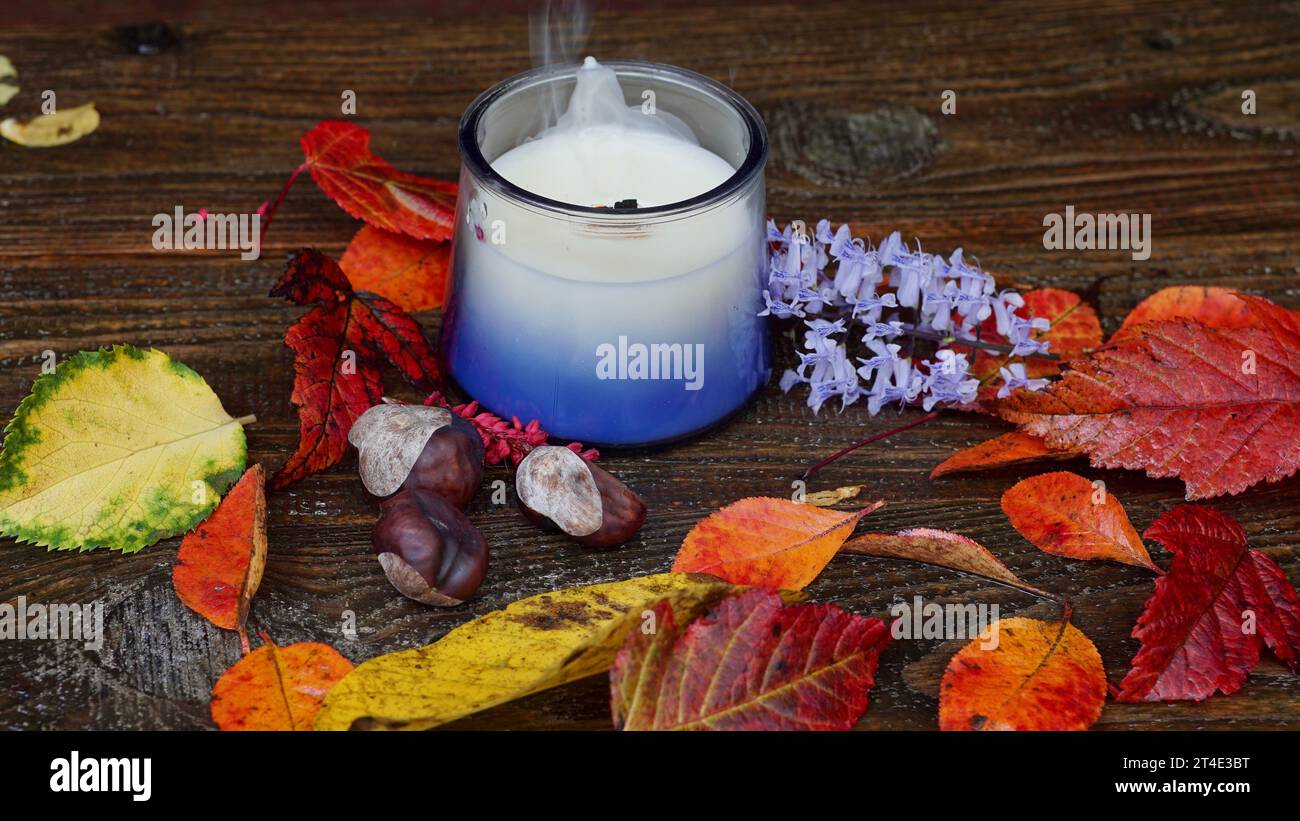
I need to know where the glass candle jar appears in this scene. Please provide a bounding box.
[441,60,770,447]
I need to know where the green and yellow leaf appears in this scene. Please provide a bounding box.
[0,345,247,552]
[315,573,748,730]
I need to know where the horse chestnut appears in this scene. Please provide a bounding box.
[400,413,483,507]
[515,445,646,548]
[350,403,484,508]
[373,486,489,605]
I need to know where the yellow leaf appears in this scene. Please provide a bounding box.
[0,56,17,107]
[803,485,863,506]
[1,101,99,147]
[0,345,248,552]
[315,573,744,730]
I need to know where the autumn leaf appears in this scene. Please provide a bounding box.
[211,639,354,730]
[1117,505,1300,702]
[671,497,883,590]
[1001,471,1157,571]
[314,573,747,730]
[841,527,1051,597]
[1,101,98,147]
[964,288,1102,390]
[993,294,1300,499]
[801,485,864,506]
[0,345,247,552]
[0,55,17,107]
[301,121,456,241]
[939,617,1106,730]
[269,248,441,489]
[930,430,1076,479]
[173,464,267,643]
[610,589,890,730]
[340,225,450,312]
[1111,286,1258,344]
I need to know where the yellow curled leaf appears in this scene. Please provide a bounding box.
[315,573,745,730]
[1,102,99,147]
[0,345,247,552]
[803,485,864,507]
[0,56,17,107]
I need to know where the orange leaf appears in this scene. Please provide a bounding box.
[340,225,450,312]
[173,464,268,636]
[1001,471,1157,571]
[841,528,1051,597]
[939,617,1106,730]
[671,497,882,590]
[211,639,354,731]
[930,430,1077,479]
[1111,286,1257,343]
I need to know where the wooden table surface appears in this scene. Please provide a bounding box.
[2,0,1298,730]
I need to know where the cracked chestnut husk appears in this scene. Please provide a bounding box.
[373,486,488,605]
[349,403,485,508]
[515,445,646,548]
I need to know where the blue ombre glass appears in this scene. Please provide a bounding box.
[441,61,770,447]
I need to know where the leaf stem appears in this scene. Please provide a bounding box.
[235,414,258,426]
[258,161,309,244]
[801,410,940,480]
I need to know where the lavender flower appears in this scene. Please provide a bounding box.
[920,349,979,410]
[996,363,1050,398]
[763,220,1053,415]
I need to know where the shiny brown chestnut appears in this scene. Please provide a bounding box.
[350,404,484,508]
[400,413,484,508]
[515,445,646,548]
[373,487,488,605]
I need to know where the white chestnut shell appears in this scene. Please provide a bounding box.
[515,445,603,536]
[348,404,452,497]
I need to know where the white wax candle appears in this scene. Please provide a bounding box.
[491,57,735,208]
[447,57,770,445]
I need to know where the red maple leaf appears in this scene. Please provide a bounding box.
[301,122,456,241]
[992,294,1300,499]
[270,249,441,489]
[609,589,890,730]
[1117,505,1300,702]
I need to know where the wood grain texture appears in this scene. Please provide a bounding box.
[2,0,1298,730]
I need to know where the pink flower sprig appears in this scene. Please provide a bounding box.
[424,391,598,466]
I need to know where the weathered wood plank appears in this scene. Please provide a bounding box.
[1,0,1298,730]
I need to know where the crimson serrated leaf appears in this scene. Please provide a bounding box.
[993,294,1300,499]
[351,290,440,394]
[1118,505,1300,702]
[270,249,441,489]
